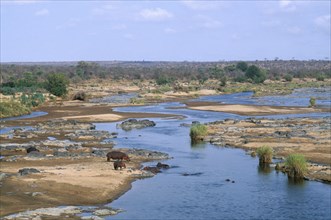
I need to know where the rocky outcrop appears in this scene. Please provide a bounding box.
[206,117,331,183]
[116,119,156,131]
[18,168,40,176]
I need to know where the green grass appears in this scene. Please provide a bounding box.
[190,124,208,142]
[0,101,31,118]
[256,146,273,164]
[285,154,308,178]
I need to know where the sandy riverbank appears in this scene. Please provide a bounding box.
[186,101,330,116]
[0,150,164,217]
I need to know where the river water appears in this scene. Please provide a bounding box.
[90,88,331,220]
[2,88,330,219]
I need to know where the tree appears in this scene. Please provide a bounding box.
[245,65,266,83]
[236,61,248,72]
[45,73,69,97]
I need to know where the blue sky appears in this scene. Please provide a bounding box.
[1,0,330,62]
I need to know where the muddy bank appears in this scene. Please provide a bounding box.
[203,117,331,182]
[0,119,170,217]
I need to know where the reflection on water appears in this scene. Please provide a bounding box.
[258,164,273,175]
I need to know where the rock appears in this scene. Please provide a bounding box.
[117,119,156,131]
[250,151,256,157]
[26,147,39,153]
[81,216,104,220]
[73,91,87,101]
[91,150,107,157]
[0,173,7,181]
[225,179,231,182]
[32,192,44,197]
[93,208,122,216]
[26,151,45,158]
[143,166,161,174]
[182,172,203,176]
[18,168,40,176]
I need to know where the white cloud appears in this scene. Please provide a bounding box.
[35,8,49,16]
[164,28,176,34]
[279,0,296,12]
[182,1,223,10]
[138,8,173,21]
[315,15,331,30]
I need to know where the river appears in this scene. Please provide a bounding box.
[87,88,330,220]
[2,88,330,219]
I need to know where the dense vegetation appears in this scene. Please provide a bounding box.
[190,124,208,143]
[285,154,308,179]
[0,101,31,118]
[1,60,330,85]
[256,146,273,164]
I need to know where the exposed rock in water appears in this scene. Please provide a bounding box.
[127,148,170,160]
[3,206,82,219]
[142,166,161,174]
[117,119,156,131]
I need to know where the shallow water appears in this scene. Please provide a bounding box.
[95,114,331,220]
[3,90,331,219]
[0,111,48,122]
[194,87,331,108]
[91,89,331,220]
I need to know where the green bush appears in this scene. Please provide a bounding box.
[190,124,208,142]
[45,73,69,97]
[0,101,31,118]
[256,146,273,164]
[285,154,308,179]
[245,65,266,84]
[316,75,325,81]
[20,93,45,108]
[309,97,316,107]
[284,74,293,82]
[236,61,248,72]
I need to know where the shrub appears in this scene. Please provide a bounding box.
[20,93,45,108]
[245,65,266,84]
[256,146,273,164]
[284,74,293,82]
[190,124,207,143]
[45,73,69,97]
[316,75,325,81]
[285,154,308,179]
[309,97,316,107]
[0,101,31,118]
[236,61,248,72]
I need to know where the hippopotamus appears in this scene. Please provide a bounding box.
[156,162,170,169]
[114,161,126,170]
[26,147,39,154]
[107,151,130,162]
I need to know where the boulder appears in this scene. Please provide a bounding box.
[18,168,40,176]
[117,119,156,131]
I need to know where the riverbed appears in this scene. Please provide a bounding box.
[84,88,330,219]
[2,88,331,219]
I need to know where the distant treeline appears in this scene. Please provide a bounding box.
[1,60,330,84]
